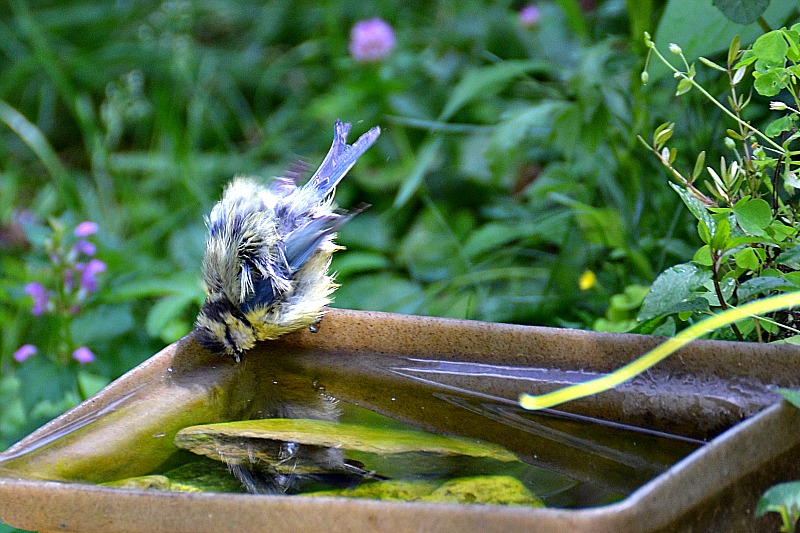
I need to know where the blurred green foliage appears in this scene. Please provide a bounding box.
[0,0,798,452]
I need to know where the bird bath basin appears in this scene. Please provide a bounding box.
[0,309,798,532]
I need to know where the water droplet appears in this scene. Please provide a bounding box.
[391,397,396,401]
[152,433,166,438]
[167,367,173,373]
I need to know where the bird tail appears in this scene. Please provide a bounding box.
[307,119,381,196]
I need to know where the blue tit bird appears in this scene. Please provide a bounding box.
[195,120,380,361]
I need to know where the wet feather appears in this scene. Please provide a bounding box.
[195,120,380,361]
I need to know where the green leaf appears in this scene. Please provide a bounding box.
[0,375,27,439]
[393,136,442,208]
[397,206,470,282]
[675,77,693,96]
[712,0,769,24]
[439,60,553,122]
[711,216,730,251]
[638,263,711,321]
[338,212,394,253]
[145,294,196,340]
[777,388,800,409]
[109,273,203,300]
[77,371,110,399]
[767,220,796,242]
[653,123,674,147]
[733,197,772,235]
[462,222,534,259]
[765,115,796,138]
[733,247,760,271]
[753,71,783,97]
[752,30,789,64]
[70,303,135,344]
[784,171,800,189]
[736,276,798,301]
[490,101,567,153]
[0,99,78,208]
[789,27,800,61]
[692,151,707,180]
[331,252,390,279]
[755,480,800,532]
[725,235,772,249]
[333,274,424,315]
[693,245,713,266]
[698,220,712,244]
[651,0,797,81]
[669,183,715,231]
[776,245,800,269]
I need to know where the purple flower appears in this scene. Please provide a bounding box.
[13,209,35,226]
[25,282,49,315]
[64,267,75,291]
[80,259,106,293]
[349,18,396,62]
[72,346,95,364]
[519,5,541,28]
[73,239,96,257]
[13,344,37,363]
[74,221,98,238]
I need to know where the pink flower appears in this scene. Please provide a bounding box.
[25,282,49,315]
[349,18,396,62]
[519,5,541,28]
[80,259,106,293]
[13,344,37,363]
[72,346,95,364]
[74,221,98,238]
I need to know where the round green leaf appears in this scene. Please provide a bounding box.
[753,71,782,97]
[733,198,772,235]
[752,30,788,64]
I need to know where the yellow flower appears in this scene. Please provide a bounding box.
[578,270,597,291]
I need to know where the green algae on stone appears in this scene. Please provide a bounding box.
[174,418,519,463]
[302,475,543,506]
[163,459,245,493]
[102,475,172,490]
[302,479,440,501]
[421,475,544,506]
[103,460,246,494]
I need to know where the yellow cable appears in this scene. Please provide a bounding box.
[520,291,800,410]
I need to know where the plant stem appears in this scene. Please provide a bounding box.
[712,255,744,341]
[637,135,716,205]
[648,45,785,154]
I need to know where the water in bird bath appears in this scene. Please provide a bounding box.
[0,334,701,508]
